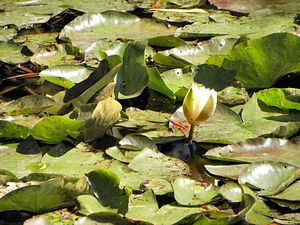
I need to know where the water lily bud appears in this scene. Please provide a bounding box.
[183,83,217,126]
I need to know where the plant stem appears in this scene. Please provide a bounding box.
[187,124,195,145]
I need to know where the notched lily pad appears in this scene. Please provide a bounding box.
[173,177,220,206]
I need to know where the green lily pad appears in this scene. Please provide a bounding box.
[38,144,110,177]
[119,133,157,151]
[0,41,29,64]
[205,164,248,180]
[0,95,55,116]
[63,61,120,104]
[115,40,148,99]
[126,190,214,225]
[209,0,300,13]
[128,148,190,181]
[239,162,300,195]
[173,177,220,206]
[0,27,16,41]
[85,169,131,215]
[0,120,29,139]
[0,177,90,213]
[83,97,122,142]
[148,35,186,48]
[77,195,117,216]
[85,39,127,66]
[116,107,183,143]
[60,11,176,51]
[30,116,85,144]
[205,138,300,167]
[271,180,300,201]
[220,182,243,203]
[176,14,295,39]
[0,143,42,178]
[105,146,140,163]
[243,194,278,225]
[257,88,300,111]
[154,37,237,67]
[108,160,172,195]
[223,33,300,88]
[31,44,78,67]
[147,67,177,100]
[39,65,93,89]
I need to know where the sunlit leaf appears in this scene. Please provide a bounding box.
[30,116,85,144]
[223,33,300,88]
[39,65,93,89]
[86,169,131,214]
[173,177,220,206]
[60,11,176,51]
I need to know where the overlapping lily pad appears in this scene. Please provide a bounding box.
[60,11,176,51]
[223,33,300,88]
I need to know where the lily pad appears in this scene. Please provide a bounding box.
[105,146,140,163]
[257,88,300,111]
[85,169,131,214]
[154,37,237,66]
[223,33,300,88]
[0,95,55,116]
[209,0,300,13]
[38,144,110,177]
[39,65,93,89]
[205,164,248,180]
[0,120,29,139]
[239,162,300,195]
[0,177,90,213]
[77,195,117,215]
[205,138,300,167]
[0,27,16,41]
[30,116,85,144]
[60,11,176,51]
[0,41,29,64]
[126,190,215,225]
[31,44,78,67]
[176,14,295,39]
[115,40,148,99]
[220,182,243,203]
[173,177,220,206]
[119,133,157,151]
[128,148,190,181]
[271,180,300,201]
[116,107,183,143]
[0,143,42,178]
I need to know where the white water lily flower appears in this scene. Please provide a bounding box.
[183,83,217,126]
